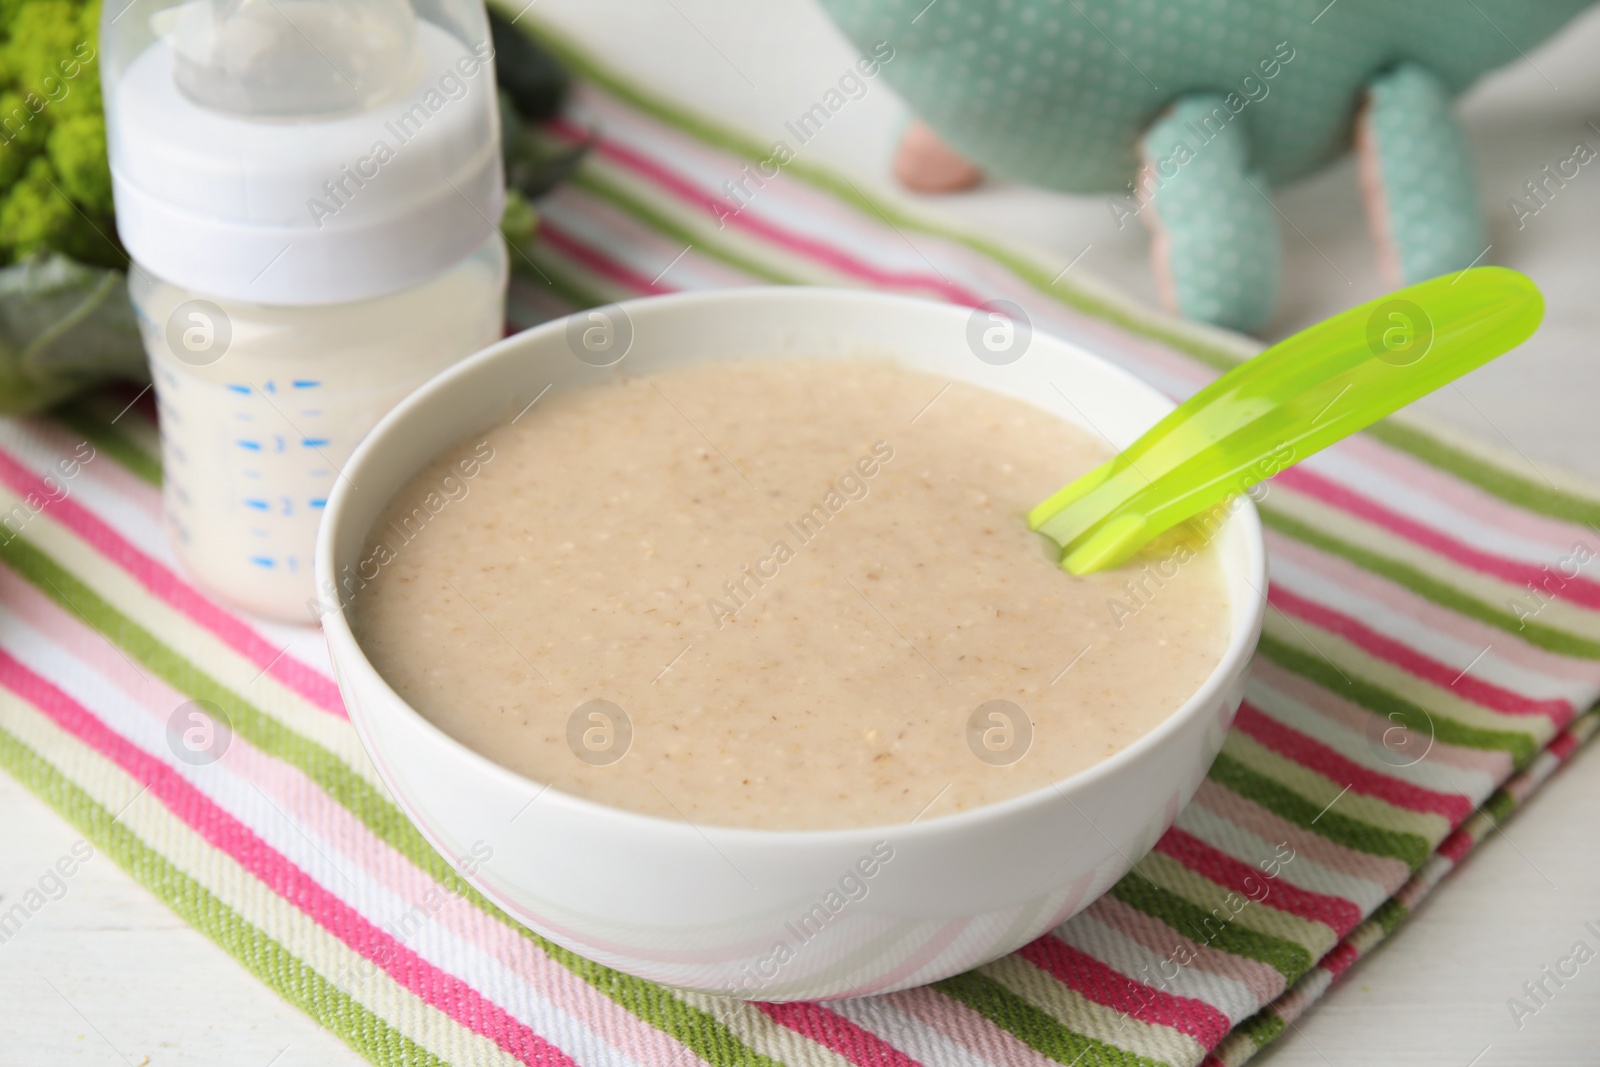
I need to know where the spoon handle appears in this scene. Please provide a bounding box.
[1030,267,1545,574]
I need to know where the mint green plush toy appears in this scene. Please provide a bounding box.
[816,0,1590,331]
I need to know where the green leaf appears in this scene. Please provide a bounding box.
[0,253,147,414]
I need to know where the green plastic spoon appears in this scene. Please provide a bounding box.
[1030,266,1545,574]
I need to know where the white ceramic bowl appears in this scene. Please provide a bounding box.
[317,287,1266,1001]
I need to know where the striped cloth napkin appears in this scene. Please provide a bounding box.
[6,18,1600,1067]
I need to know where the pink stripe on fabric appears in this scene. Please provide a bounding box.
[1276,467,1600,609]
[1436,827,1475,864]
[1234,703,1474,822]
[1547,731,1582,761]
[537,218,678,297]
[884,985,1062,1067]
[20,416,164,524]
[0,568,199,727]
[755,1002,925,1067]
[563,90,1232,402]
[1318,940,1362,980]
[1152,827,1362,937]
[542,184,760,293]
[0,648,578,1067]
[1017,935,1233,1049]
[0,567,715,1067]
[548,119,987,307]
[1268,532,1600,684]
[1267,583,1573,725]
[0,445,347,718]
[1190,781,1412,895]
[1333,433,1600,550]
[1082,894,1285,1007]
[1246,660,1511,780]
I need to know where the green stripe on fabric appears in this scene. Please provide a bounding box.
[1,538,790,1067]
[443,859,790,1067]
[1260,506,1600,661]
[532,941,786,1067]
[1483,788,1517,824]
[0,721,450,1067]
[1208,753,1433,870]
[53,402,162,487]
[1370,897,1408,938]
[935,971,1163,1067]
[516,241,616,310]
[1257,634,1541,765]
[570,168,801,286]
[1230,1006,1286,1053]
[1230,708,1600,1067]
[1106,875,1313,984]
[431,850,787,1066]
[0,538,473,897]
[508,12,1251,376]
[1365,421,1600,528]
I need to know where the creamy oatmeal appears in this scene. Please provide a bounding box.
[351,358,1231,829]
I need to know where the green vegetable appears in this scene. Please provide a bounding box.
[0,0,135,413]
[489,6,569,123]
[0,0,119,269]
[499,187,540,253]
[0,253,146,414]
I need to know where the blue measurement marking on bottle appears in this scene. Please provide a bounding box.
[221,377,334,581]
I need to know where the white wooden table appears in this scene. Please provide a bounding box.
[4,4,1599,1063]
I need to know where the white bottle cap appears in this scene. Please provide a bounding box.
[104,0,504,306]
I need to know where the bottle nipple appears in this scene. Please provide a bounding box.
[170,0,422,117]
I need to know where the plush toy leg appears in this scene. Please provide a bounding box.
[1138,96,1280,333]
[1357,64,1486,286]
[893,119,983,193]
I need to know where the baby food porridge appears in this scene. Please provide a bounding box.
[351,358,1231,829]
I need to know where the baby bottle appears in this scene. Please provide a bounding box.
[101,0,507,623]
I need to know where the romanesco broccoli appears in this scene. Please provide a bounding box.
[0,0,118,269]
